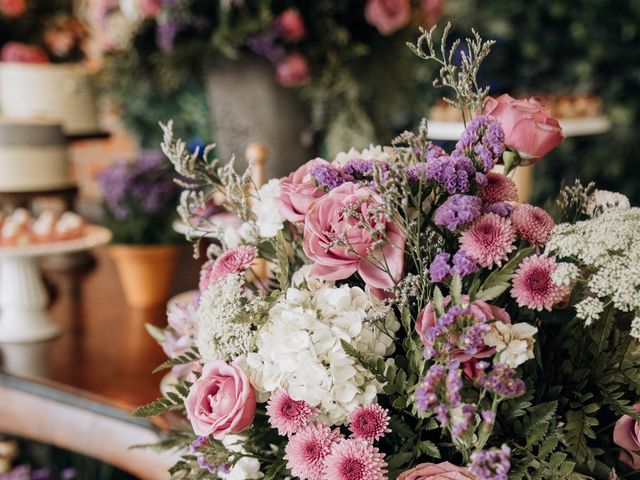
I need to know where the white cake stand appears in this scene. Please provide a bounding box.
[0,225,111,343]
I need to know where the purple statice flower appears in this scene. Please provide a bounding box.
[477,364,526,397]
[197,456,217,474]
[309,163,346,189]
[469,445,512,480]
[446,359,463,406]
[425,154,476,194]
[452,403,477,437]
[485,201,513,217]
[454,115,505,173]
[189,436,208,453]
[434,194,483,232]
[481,410,496,426]
[247,31,285,63]
[342,158,388,180]
[459,321,490,357]
[417,361,465,428]
[156,20,181,52]
[416,363,446,412]
[218,464,231,474]
[451,250,477,277]
[429,253,451,283]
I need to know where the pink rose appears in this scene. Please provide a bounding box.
[0,0,26,17]
[421,0,444,26]
[416,295,511,362]
[276,9,306,43]
[276,53,310,87]
[276,158,327,223]
[613,403,640,469]
[138,0,162,17]
[365,0,411,36]
[303,182,406,290]
[0,42,49,64]
[398,461,475,480]
[185,361,256,439]
[43,29,76,58]
[483,94,564,162]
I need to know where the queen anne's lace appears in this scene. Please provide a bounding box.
[245,281,399,425]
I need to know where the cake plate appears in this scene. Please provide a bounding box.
[0,225,111,343]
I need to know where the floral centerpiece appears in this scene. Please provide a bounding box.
[134,25,640,479]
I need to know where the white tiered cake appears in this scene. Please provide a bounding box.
[0,120,72,192]
[0,63,99,135]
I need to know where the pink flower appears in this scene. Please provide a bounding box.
[276,9,306,43]
[397,461,475,480]
[613,404,640,469]
[267,390,319,436]
[199,245,257,292]
[285,423,342,480]
[185,361,256,439]
[0,42,49,63]
[323,438,387,480]
[416,295,511,362]
[0,0,25,17]
[138,0,162,17]
[303,182,406,290]
[162,297,198,378]
[43,29,76,58]
[276,53,310,87]
[510,203,555,246]
[480,172,519,205]
[511,255,566,311]
[420,0,444,26]
[483,94,564,162]
[459,213,516,268]
[277,158,327,223]
[364,0,411,36]
[349,404,390,442]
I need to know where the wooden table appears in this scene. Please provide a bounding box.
[0,245,202,479]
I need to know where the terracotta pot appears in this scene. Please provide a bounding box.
[109,244,181,309]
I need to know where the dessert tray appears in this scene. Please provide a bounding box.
[0,225,111,343]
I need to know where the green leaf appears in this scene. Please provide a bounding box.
[432,286,445,317]
[418,440,441,459]
[450,274,462,305]
[386,452,414,469]
[274,231,289,290]
[474,247,534,301]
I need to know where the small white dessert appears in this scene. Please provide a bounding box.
[1,209,31,246]
[31,211,56,243]
[54,212,85,241]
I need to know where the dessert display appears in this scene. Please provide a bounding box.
[0,63,100,135]
[0,209,86,246]
[0,120,73,192]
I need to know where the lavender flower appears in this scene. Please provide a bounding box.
[189,436,208,453]
[309,163,346,189]
[425,154,477,194]
[434,194,483,232]
[429,253,451,283]
[156,20,181,52]
[477,364,526,397]
[452,403,477,437]
[455,115,505,173]
[485,201,513,217]
[451,250,477,277]
[247,31,285,63]
[342,159,389,181]
[197,456,217,474]
[469,445,512,480]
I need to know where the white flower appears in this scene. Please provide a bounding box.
[197,274,255,362]
[332,144,393,166]
[631,317,640,341]
[222,221,260,249]
[575,297,604,326]
[551,262,579,288]
[218,457,263,480]
[483,322,538,368]
[252,179,285,238]
[245,282,399,425]
[586,190,630,217]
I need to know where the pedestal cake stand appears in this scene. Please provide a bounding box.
[0,225,111,343]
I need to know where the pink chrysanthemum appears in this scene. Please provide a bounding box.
[322,438,387,480]
[459,213,516,268]
[480,172,519,205]
[267,390,319,436]
[510,204,555,246]
[349,404,390,442]
[511,255,565,311]
[199,245,257,292]
[285,423,342,480]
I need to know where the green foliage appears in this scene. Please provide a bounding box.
[471,247,534,302]
[152,347,200,374]
[131,379,192,417]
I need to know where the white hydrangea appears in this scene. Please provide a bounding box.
[197,274,255,362]
[222,221,260,249]
[483,322,538,368]
[332,144,393,166]
[546,207,640,313]
[252,179,285,238]
[575,297,604,326]
[630,317,640,341]
[245,282,400,425]
[218,436,264,480]
[586,190,630,218]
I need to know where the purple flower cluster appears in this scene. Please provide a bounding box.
[485,201,513,217]
[97,151,179,221]
[342,158,389,181]
[190,437,229,475]
[247,31,285,63]
[309,158,389,190]
[429,250,477,283]
[0,466,76,480]
[434,194,483,232]
[454,115,505,173]
[452,403,477,437]
[424,304,490,361]
[476,363,526,397]
[309,163,345,190]
[424,154,476,194]
[469,445,512,480]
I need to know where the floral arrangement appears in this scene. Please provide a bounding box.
[0,0,87,63]
[134,25,640,480]
[97,150,181,244]
[94,0,443,150]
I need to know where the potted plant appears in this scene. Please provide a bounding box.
[97,150,182,309]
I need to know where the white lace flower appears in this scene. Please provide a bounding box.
[575,297,604,326]
[483,322,538,368]
[197,274,255,362]
[586,190,630,218]
[332,144,393,166]
[551,262,579,288]
[252,179,285,238]
[245,282,399,425]
[631,317,640,341]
